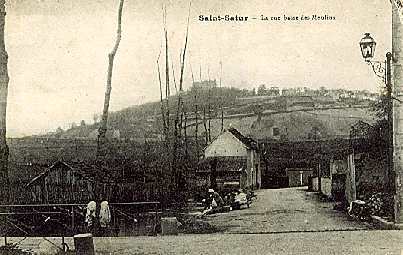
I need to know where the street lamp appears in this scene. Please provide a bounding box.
[359,33,377,61]
[359,32,393,191]
[359,33,392,84]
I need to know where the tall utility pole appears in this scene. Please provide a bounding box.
[392,2,403,224]
[0,0,9,204]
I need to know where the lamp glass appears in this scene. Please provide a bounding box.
[359,33,376,61]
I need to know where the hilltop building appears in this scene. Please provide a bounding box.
[192,80,217,90]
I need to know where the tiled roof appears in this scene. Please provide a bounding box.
[228,128,258,150]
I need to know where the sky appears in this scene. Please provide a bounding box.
[4,0,392,137]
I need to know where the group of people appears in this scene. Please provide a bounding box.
[85,200,111,236]
[202,188,250,215]
[226,189,250,210]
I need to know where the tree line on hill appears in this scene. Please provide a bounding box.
[41,84,378,141]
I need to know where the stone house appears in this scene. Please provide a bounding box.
[202,128,261,190]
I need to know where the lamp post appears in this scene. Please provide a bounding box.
[359,33,393,191]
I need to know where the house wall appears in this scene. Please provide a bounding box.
[288,171,302,187]
[246,149,261,189]
[247,149,251,187]
[330,159,348,175]
[256,152,261,189]
[205,132,248,157]
[213,159,246,190]
[312,177,332,196]
[332,173,347,202]
[287,169,313,187]
[321,177,332,197]
[312,177,319,191]
[330,156,356,203]
[204,131,261,190]
[346,154,356,203]
[302,171,314,185]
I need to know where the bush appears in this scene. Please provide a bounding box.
[366,192,394,219]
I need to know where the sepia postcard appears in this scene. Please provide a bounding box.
[0,0,402,254]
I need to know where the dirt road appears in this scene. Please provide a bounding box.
[205,187,369,233]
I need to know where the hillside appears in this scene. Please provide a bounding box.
[37,84,378,142]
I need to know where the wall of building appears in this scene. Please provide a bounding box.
[312,177,332,197]
[288,170,302,187]
[204,131,261,190]
[321,177,332,197]
[205,132,248,158]
[256,152,262,189]
[246,149,261,189]
[312,177,319,191]
[286,169,313,187]
[330,157,352,203]
[330,159,348,175]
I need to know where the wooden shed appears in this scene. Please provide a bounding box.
[26,161,114,204]
[26,160,162,204]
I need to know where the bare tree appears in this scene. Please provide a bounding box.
[172,62,178,94]
[163,7,170,138]
[97,0,125,157]
[172,2,191,193]
[207,67,211,142]
[173,3,190,145]
[0,0,9,203]
[220,60,224,132]
[184,107,188,158]
[157,52,167,138]
[190,65,199,160]
[203,107,208,147]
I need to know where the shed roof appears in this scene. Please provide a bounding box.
[26,160,114,187]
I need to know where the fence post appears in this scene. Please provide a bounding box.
[4,215,7,246]
[74,233,95,255]
[113,207,116,236]
[71,205,75,234]
[154,203,158,235]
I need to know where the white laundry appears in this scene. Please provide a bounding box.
[85,201,97,226]
[99,201,111,228]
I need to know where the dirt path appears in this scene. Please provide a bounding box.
[205,187,369,233]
